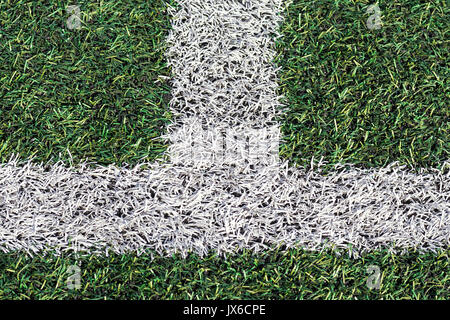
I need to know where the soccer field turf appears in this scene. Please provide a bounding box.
[0,0,448,299]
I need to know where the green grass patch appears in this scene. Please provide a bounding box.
[0,247,448,299]
[0,0,175,167]
[1,0,448,301]
[276,0,449,171]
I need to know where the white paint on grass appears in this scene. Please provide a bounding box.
[0,156,448,257]
[0,0,448,257]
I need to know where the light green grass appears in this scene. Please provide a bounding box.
[0,248,448,299]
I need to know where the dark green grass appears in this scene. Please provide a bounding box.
[276,0,449,172]
[0,0,175,167]
[0,0,448,300]
[1,1,448,170]
[0,247,448,299]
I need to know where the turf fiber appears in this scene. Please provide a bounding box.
[0,0,174,167]
[276,0,448,172]
[0,0,448,299]
[0,248,448,299]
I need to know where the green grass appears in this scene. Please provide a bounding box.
[0,0,175,167]
[276,0,449,172]
[0,248,448,299]
[0,0,448,300]
[1,1,448,170]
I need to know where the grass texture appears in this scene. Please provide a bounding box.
[276,0,449,171]
[0,0,175,167]
[0,248,448,299]
[0,0,448,300]
[1,1,448,170]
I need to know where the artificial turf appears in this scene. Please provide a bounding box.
[1,1,447,170]
[276,0,449,172]
[0,0,175,167]
[0,248,448,299]
[0,0,448,300]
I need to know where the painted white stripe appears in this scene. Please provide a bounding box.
[0,157,448,257]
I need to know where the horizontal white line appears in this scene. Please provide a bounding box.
[1,157,448,257]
